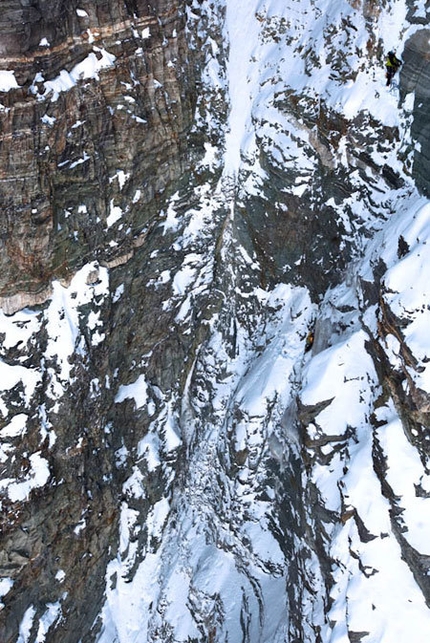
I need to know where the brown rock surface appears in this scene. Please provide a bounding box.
[0,0,196,299]
[0,1,202,640]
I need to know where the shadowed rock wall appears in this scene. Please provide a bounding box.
[400,29,430,197]
[1,1,429,642]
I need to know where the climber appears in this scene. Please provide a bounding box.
[385,50,402,86]
[305,330,314,353]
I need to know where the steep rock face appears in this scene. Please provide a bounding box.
[0,1,206,641]
[0,0,196,301]
[1,0,430,642]
[225,0,407,299]
[400,28,430,197]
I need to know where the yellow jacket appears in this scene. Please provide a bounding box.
[386,54,401,68]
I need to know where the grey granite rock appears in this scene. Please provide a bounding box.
[400,29,430,196]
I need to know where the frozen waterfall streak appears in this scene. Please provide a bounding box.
[223,0,260,178]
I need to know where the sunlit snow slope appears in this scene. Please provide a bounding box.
[1,0,430,641]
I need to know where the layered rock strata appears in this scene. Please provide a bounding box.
[1,0,430,641]
[0,1,201,641]
[0,0,196,302]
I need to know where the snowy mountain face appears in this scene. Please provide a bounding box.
[1,0,430,642]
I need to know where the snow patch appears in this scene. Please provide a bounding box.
[115,375,148,409]
[0,71,19,92]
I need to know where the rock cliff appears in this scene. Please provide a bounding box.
[400,27,430,196]
[0,0,196,302]
[1,0,430,642]
[0,1,204,640]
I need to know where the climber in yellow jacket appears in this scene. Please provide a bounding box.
[385,50,402,86]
